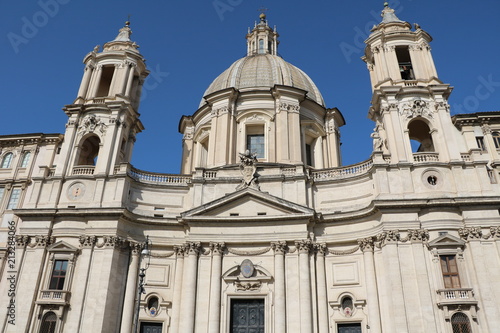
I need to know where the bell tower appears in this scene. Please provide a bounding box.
[363,3,464,163]
[56,22,149,177]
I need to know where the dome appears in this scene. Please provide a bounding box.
[200,54,325,107]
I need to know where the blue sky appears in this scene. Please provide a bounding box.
[1,0,499,173]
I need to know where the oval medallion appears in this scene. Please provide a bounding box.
[240,259,255,278]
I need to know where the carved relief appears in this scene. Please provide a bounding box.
[236,150,260,190]
[78,114,107,135]
[400,100,433,119]
[235,281,261,291]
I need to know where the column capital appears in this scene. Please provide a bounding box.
[315,243,328,256]
[79,235,97,248]
[295,239,313,254]
[209,242,226,255]
[184,241,201,256]
[358,237,375,252]
[271,241,287,254]
[459,227,483,241]
[174,244,186,256]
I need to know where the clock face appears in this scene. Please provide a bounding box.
[67,182,86,201]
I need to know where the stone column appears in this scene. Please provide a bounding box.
[315,243,329,333]
[358,237,382,333]
[77,65,93,99]
[120,243,141,333]
[88,65,103,98]
[178,242,201,333]
[208,242,225,333]
[295,240,313,333]
[170,245,185,333]
[271,241,287,333]
[124,64,136,97]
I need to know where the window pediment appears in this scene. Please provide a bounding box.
[428,234,465,250]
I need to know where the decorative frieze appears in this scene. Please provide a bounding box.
[459,226,500,240]
[226,246,271,256]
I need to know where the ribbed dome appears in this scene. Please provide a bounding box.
[200,54,325,107]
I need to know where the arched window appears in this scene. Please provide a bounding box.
[1,153,13,168]
[408,119,434,152]
[39,312,57,333]
[451,312,472,333]
[21,151,31,168]
[76,136,100,166]
[492,131,500,149]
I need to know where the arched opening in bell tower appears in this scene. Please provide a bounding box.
[76,135,101,166]
[396,46,415,80]
[408,119,434,153]
[96,66,115,97]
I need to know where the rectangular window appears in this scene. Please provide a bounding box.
[476,137,486,151]
[492,132,500,149]
[440,255,461,288]
[305,143,313,166]
[247,134,265,158]
[49,260,68,290]
[0,187,4,205]
[7,188,21,210]
[337,323,362,333]
[140,322,163,333]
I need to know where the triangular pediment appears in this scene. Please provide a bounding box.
[428,234,465,249]
[47,240,80,253]
[180,188,315,221]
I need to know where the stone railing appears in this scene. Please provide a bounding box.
[436,288,476,306]
[413,152,439,163]
[203,171,217,179]
[460,153,472,162]
[72,166,95,175]
[311,159,373,181]
[128,167,192,185]
[38,290,71,304]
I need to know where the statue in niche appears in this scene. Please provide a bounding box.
[236,150,260,190]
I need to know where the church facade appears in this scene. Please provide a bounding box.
[1,5,500,333]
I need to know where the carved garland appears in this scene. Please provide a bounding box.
[459,226,500,240]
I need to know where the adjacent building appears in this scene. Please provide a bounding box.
[1,4,500,333]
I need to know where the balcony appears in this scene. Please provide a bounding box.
[413,152,439,163]
[36,290,71,305]
[72,166,95,175]
[436,288,477,307]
